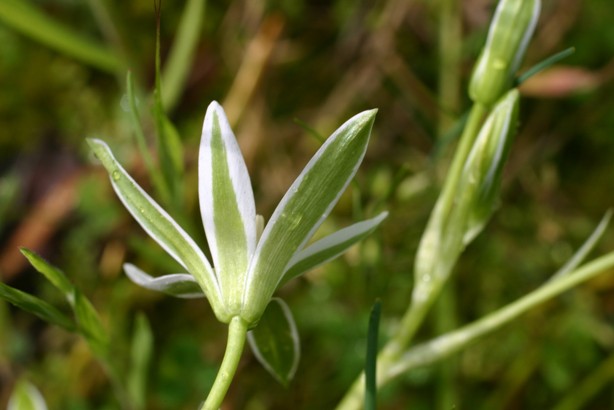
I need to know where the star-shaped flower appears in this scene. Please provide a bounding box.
[89,102,385,328]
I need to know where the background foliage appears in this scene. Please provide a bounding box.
[1,0,614,408]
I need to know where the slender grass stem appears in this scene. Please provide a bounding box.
[384,251,614,382]
[200,317,248,410]
[336,252,614,410]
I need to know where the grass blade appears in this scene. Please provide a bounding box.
[0,0,121,73]
[365,300,381,410]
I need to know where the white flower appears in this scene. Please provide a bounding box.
[88,102,385,326]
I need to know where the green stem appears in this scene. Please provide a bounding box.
[336,251,614,410]
[200,317,248,410]
[437,0,462,138]
[438,102,486,222]
[383,251,614,382]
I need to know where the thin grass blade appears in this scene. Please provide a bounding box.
[20,248,74,302]
[161,0,206,111]
[365,300,382,410]
[549,209,612,281]
[73,290,108,355]
[0,283,75,331]
[0,0,121,73]
[127,313,153,410]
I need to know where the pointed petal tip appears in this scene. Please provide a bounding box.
[377,210,389,220]
[206,100,224,115]
[85,137,105,149]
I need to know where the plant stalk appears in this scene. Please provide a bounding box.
[200,316,248,410]
[336,252,614,410]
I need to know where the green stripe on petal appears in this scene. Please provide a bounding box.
[200,102,257,313]
[242,109,377,324]
[87,139,227,321]
[280,211,388,287]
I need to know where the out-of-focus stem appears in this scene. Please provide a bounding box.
[437,0,462,138]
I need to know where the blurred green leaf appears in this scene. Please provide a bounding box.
[154,13,185,211]
[20,248,74,301]
[161,0,207,111]
[126,71,170,205]
[0,0,121,73]
[365,300,381,410]
[247,298,300,387]
[0,282,75,331]
[127,313,153,410]
[73,290,108,354]
[0,174,19,230]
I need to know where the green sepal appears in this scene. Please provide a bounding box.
[247,298,300,387]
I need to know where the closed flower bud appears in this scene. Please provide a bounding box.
[462,89,519,243]
[469,0,540,106]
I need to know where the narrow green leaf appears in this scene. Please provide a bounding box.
[516,47,576,85]
[365,300,381,410]
[127,313,153,410]
[87,139,226,321]
[247,298,300,387]
[124,263,204,298]
[0,283,75,331]
[280,212,388,286]
[20,248,74,302]
[0,173,19,231]
[8,378,48,410]
[126,71,170,205]
[200,102,256,312]
[153,9,184,209]
[161,0,207,111]
[549,209,612,281]
[73,290,108,354]
[0,0,121,73]
[243,109,377,323]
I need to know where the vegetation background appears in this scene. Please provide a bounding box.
[1,0,614,408]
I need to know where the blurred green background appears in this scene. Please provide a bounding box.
[1,0,614,408]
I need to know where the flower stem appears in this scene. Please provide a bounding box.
[200,316,248,410]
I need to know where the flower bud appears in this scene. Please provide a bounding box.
[469,0,540,106]
[461,89,519,243]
